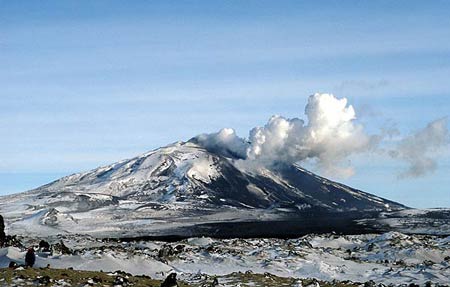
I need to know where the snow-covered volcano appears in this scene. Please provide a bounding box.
[0,141,406,238]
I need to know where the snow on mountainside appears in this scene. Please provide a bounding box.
[0,141,408,238]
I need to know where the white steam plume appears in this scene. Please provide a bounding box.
[193,93,448,179]
[193,93,375,177]
[390,117,449,178]
[246,93,376,176]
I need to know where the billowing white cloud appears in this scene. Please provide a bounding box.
[194,93,376,176]
[246,93,375,176]
[193,93,449,179]
[390,117,449,178]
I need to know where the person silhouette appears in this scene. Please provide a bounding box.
[0,215,5,246]
[25,247,36,267]
[160,273,179,287]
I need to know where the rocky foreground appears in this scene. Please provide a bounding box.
[0,267,412,287]
[1,232,449,287]
[0,268,163,287]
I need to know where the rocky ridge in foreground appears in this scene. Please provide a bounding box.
[1,231,449,286]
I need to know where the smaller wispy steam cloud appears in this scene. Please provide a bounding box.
[193,128,248,160]
[192,93,449,179]
[390,118,449,178]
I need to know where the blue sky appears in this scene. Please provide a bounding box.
[1,1,449,207]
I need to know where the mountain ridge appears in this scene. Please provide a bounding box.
[0,141,409,238]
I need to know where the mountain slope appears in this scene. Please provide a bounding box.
[0,141,406,238]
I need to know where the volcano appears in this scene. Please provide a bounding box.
[0,141,410,239]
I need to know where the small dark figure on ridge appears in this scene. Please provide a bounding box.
[0,214,6,246]
[25,247,36,267]
[160,273,179,287]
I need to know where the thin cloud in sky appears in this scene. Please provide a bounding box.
[390,118,449,179]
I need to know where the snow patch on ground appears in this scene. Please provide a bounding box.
[1,232,448,285]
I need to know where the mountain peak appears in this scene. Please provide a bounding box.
[0,141,406,238]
